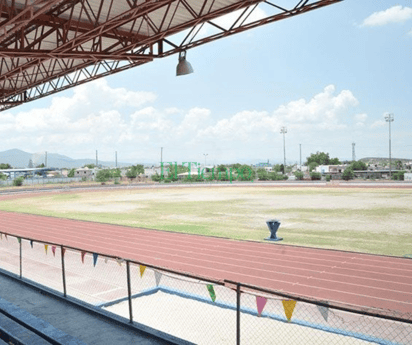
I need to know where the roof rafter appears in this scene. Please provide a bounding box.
[0,0,343,111]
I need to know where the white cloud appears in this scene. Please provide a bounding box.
[371,120,386,128]
[361,6,412,27]
[1,82,363,162]
[198,85,358,141]
[355,113,368,122]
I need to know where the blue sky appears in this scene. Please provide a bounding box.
[1,0,411,165]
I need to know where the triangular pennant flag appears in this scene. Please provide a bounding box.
[93,253,98,267]
[116,258,123,266]
[154,271,162,286]
[30,240,33,248]
[61,247,66,257]
[51,246,56,257]
[0,233,2,240]
[317,304,329,322]
[104,257,108,264]
[256,296,268,317]
[139,265,146,278]
[81,251,86,264]
[282,300,297,322]
[17,237,21,243]
[207,284,216,302]
[44,244,48,254]
[4,234,7,240]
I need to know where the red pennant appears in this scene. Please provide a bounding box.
[61,247,66,257]
[81,251,86,263]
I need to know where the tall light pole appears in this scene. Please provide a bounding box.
[385,113,394,178]
[280,127,287,172]
[203,153,208,167]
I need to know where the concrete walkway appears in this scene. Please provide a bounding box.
[0,271,187,345]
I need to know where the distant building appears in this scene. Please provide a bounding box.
[315,165,346,175]
[75,167,94,178]
[255,160,271,168]
[404,173,412,181]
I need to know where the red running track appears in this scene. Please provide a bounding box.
[0,210,411,319]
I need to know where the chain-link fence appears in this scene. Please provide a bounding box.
[0,232,411,344]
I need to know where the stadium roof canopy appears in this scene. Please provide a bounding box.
[0,0,341,112]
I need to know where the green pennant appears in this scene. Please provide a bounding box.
[17,237,21,243]
[207,284,216,302]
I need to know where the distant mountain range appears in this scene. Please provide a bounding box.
[0,149,135,169]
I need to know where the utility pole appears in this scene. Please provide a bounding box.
[96,150,98,167]
[280,127,287,170]
[115,151,117,168]
[160,147,163,166]
[299,144,302,169]
[385,113,394,178]
[45,151,47,167]
[352,143,356,162]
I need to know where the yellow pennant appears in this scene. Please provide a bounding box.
[44,244,48,255]
[140,265,146,278]
[282,300,297,322]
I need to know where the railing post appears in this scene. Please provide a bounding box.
[19,238,22,279]
[61,246,67,297]
[126,260,133,323]
[236,283,241,345]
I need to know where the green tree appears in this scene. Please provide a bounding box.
[36,163,45,168]
[13,176,24,186]
[84,164,96,169]
[96,169,111,182]
[279,164,285,174]
[126,165,144,179]
[217,165,227,172]
[235,165,255,181]
[68,168,76,177]
[0,172,7,180]
[342,167,354,181]
[0,163,11,169]
[350,161,367,170]
[310,172,322,180]
[257,168,269,181]
[306,152,340,166]
[273,164,282,173]
[396,160,403,170]
[294,171,304,180]
[308,162,319,172]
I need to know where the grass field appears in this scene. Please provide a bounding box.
[0,186,411,257]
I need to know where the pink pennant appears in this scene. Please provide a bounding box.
[256,296,268,317]
[81,251,86,263]
[51,246,56,257]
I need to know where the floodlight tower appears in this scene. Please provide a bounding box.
[280,127,287,170]
[385,113,394,178]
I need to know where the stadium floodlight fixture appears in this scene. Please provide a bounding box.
[176,51,194,76]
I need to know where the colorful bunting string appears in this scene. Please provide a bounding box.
[116,258,123,266]
[207,284,216,302]
[139,265,146,278]
[256,296,267,317]
[30,240,33,248]
[44,244,48,254]
[154,271,162,286]
[81,251,86,263]
[17,237,21,243]
[282,300,297,322]
[51,246,56,257]
[93,253,98,267]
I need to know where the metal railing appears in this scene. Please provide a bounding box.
[0,232,411,345]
